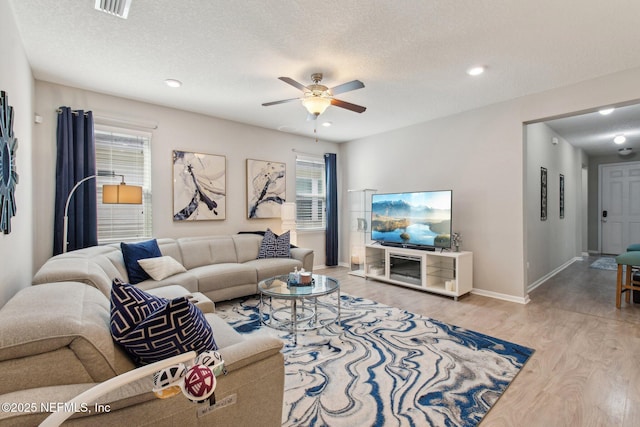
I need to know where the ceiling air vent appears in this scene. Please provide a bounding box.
[95,0,132,19]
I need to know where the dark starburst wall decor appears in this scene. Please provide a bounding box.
[0,91,19,234]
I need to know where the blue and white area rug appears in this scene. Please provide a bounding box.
[589,257,618,271]
[215,294,534,427]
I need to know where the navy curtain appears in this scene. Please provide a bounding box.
[325,153,338,266]
[53,107,97,255]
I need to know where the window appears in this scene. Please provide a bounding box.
[295,155,326,230]
[95,126,152,243]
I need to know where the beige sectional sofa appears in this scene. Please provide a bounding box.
[0,234,314,425]
[0,282,284,426]
[32,233,314,302]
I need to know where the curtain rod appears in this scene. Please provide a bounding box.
[56,108,89,116]
[56,109,158,130]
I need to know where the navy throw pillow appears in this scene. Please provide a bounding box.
[258,229,291,259]
[110,281,218,366]
[110,278,167,339]
[121,239,162,284]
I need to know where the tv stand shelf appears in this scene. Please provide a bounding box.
[364,244,472,300]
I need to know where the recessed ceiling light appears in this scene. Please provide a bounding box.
[322,122,332,127]
[467,66,485,76]
[614,134,626,144]
[164,79,182,88]
[599,108,615,115]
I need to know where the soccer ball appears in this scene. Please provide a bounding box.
[182,364,216,402]
[152,363,187,399]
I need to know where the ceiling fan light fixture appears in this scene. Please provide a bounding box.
[619,147,633,156]
[599,108,615,115]
[302,95,331,116]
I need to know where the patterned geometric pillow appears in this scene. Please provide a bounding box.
[110,281,218,365]
[110,279,167,339]
[120,239,162,284]
[257,229,290,259]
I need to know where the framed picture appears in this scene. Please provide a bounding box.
[173,150,226,221]
[559,174,565,219]
[246,159,286,218]
[540,167,547,221]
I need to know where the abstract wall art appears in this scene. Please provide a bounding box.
[540,167,547,221]
[559,173,565,219]
[246,159,285,219]
[173,150,226,221]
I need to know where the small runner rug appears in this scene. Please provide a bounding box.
[589,257,618,271]
[215,294,534,427]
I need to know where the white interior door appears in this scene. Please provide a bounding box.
[601,162,640,254]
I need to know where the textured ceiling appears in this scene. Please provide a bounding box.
[8,0,640,149]
[546,103,640,157]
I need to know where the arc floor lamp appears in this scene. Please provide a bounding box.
[63,170,142,253]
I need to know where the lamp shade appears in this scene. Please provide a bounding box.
[281,202,296,221]
[102,184,143,204]
[302,95,331,116]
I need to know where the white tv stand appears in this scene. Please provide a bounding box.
[364,243,473,300]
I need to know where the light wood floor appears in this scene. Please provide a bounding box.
[314,256,640,427]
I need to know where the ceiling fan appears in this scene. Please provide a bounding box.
[262,73,366,120]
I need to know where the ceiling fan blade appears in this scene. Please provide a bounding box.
[278,77,308,92]
[331,98,367,113]
[329,80,364,95]
[262,97,300,107]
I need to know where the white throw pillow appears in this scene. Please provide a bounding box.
[137,256,187,281]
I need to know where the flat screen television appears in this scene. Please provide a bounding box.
[371,190,452,250]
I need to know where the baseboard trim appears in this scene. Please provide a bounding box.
[471,288,531,305]
[526,256,582,294]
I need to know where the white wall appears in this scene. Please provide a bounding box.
[340,66,640,301]
[525,123,585,287]
[0,3,34,307]
[32,82,338,272]
[341,102,527,300]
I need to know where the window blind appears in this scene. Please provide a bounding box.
[95,127,152,243]
[295,155,326,230]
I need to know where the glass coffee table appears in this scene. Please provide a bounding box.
[258,274,341,344]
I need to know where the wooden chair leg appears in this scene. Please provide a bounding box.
[616,264,624,308]
[626,266,632,304]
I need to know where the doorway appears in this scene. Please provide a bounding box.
[599,161,640,254]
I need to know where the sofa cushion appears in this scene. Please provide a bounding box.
[257,229,290,259]
[178,236,239,269]
[243,258,304,282]
[121,239,162,284]
[110,282,217,365]
[138,256,187,281]
[190,263,257,294]
[0,282,135,394]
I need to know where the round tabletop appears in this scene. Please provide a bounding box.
[258,274,339,298]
